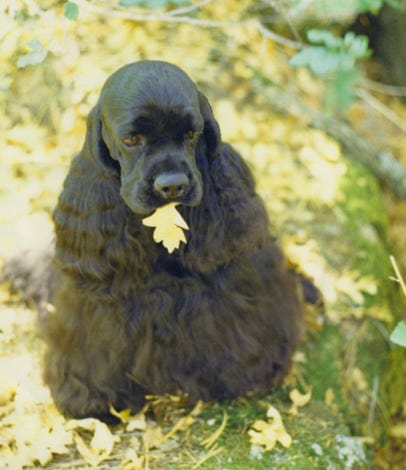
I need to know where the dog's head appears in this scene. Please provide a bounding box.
[84,61,221,215]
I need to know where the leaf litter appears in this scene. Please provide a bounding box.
[1,0,406,468]
[248,405,292,453]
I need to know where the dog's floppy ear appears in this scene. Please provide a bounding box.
[83,104,120,173]
[198,91,221,160]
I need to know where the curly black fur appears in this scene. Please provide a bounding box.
[44,61,303,421]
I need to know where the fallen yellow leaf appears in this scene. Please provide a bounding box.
[122,447,145,470]
[142,202,189,253]
[248,405,292,452]
[142,426,164,451]
[390,422,406,439]
[288,388,312,415]
[126,410,148,432]
[349,368,368,392]
[159,400,203,446]
[109,404,132,423]
[91,420,118,454]
[0,376,16,406]
[335,271,377,306]
[67,418,120,466]
[324,388,339,414]
[108,403,150,432]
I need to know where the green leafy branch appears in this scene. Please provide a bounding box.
[346,0,405,13]
[118,0,191,8]
[17,38,48,68]
[14,0,404,117]
[289,29,371,113]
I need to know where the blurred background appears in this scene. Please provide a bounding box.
[1,1,406,468]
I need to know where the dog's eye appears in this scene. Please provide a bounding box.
[184,130,197,141]
[124,135,145,147]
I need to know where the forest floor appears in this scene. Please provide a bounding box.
[1,1,406,469]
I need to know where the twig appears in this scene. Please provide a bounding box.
[363,78,406,97]
[158,400,203,445]
[367,375,379,436]
[72,0,250,27]
[192,445,224,469]
[166,0,214,17]
[357,88,406,133]
[264,0,302,43]
[201,410,228,448]
[390,256,406,298]
[256,21,303,49]
[72,0,303,50]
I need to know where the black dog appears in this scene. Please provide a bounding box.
[43,61,303,422]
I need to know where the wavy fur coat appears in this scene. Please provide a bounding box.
[44,61,303,422]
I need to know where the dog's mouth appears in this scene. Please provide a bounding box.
[152,171,202,208]
[120,168,203,217]
[151,191,201,215]
[123,185,202,217]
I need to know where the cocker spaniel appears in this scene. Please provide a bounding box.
[43,61,303,422]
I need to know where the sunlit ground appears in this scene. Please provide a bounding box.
[1,1,406,468]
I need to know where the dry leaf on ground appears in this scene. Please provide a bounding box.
[67,418,120,466]
[248,405,292,452]
[288,388,312,415]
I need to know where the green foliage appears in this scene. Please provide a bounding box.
[64,1,79,21]
[291,0,384,15]
[355,0,383,13]
[119,0,191,8]
[290,30,370,112]
[390,321,406,347]
[385,0,406,10]
[324,69,360,112]
[290,30,370,77]
[17,39,48,68]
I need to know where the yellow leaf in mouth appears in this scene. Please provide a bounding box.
[142,202,189,253]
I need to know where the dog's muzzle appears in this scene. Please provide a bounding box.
[153,172,189,201]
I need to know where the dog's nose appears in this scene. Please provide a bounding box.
[154,172,189,200]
